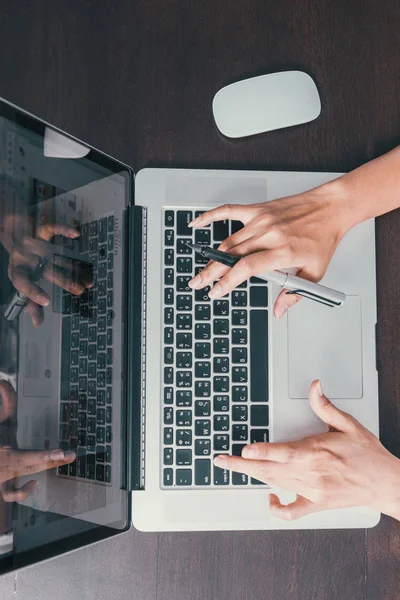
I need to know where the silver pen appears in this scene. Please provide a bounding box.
[4,256,49,321]
[187,243,346,307]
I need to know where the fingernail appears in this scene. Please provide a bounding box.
[189,275,201,289]
[69,229,80,238]
[50,450,65,461]
[241,445,258,458]
[208,284,222,299]
[38,294,50,306]
[189,217,200,227]
[316,380,324,397]
[64,450,76,460]
[275,305,287,319]
[214,455,228,468]
[33,318,40,328]
[72,284,84,295]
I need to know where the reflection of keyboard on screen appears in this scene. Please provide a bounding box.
[162,209,270,489]
[58,216,115,483]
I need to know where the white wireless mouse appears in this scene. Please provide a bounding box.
[212,71,321,138]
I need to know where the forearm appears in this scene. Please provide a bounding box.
[327,145,400,231]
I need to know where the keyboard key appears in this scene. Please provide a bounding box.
[213,338,229,355]
[165,249,174,265]
[78,357,88,375]
[213,220,229,242]
[176,276,191,291]
[164,327,174,344]
[195,304,210,320]
[88,362,96,379]
[105,464,112,482]
[77,454,86,478]
[176,410,192,427]
[72,315,80,330]
[107,291,113,308]
[195,459,211,485]
[164,448,173,465]
[164,427,173,445]
[98,262,107,280]
[232,310,247,326]
[78,394,87,410]
[177,211,193,236]
[78,412,87,429]
[97,390,106,406]
[176,469,192,486]
[164,347,174,364]
[214,415,229,431]
[106,349,113,366]
[195,362,211,378]
[195,400,211,417]
[232,348,247,364]
[164,407,173,425]
[232,291,247,307]
[164,387,173,404]
[232,386,248,402]
[88,344,97,360]
[177,295,192,311]
[250,310,268,402]
[99,217,108,243]
[177,314,192,330]
[164,268,174,286]
[106,387,112,404]
[195,286,211,302]
[60,403,69,422]
[107,328,113,346]
[88,325,97,343]
[232,424,248,441]
[214,433,230,451]
[177,371,192,387]
[195,229,211,245]
[176,449,192,465]
[165,210,174,227]
[96,464,105,482]
[107,233,114,252]
[106,406,112,424]
[176,391,192,407]
[233,367,248,383]
[96,445,105,462]
[164,307,174,325]
[232,328,247,345]
[233,471,248,485]
[176,333,192,348]
[177,239,192,254]
[106,426,112,443]
[195,381,210,397]
[195,323,211,339]
[214,456,230,485]
[213,376,229,393]
[176,352,192,368]
[80,223,89,252]
[195,439,211,456]
[164,288,174,305]
[250,429,269,443]
[213,319,229,335]
[195,420,211,437]
[250,286,268,307]
[176,429,192,446]
[107,272,113,289]
[250,405,269,427]
[213,300,229,316]
[164,367,174,384]
[86,435,96,452]
[62,295,71,315]
[213,395,229,412]
[232,405,248,422]
[232,443,246,457]
[195,342,211,359]
[214,357,229,373]
[177,257,192,273]
[87,417,96,434]
[165,229,174,246]
[164,468,173,486]
[231,220,244,234]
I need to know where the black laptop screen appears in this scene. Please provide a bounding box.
[0,98,133,575]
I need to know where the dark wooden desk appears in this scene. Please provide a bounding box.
[0,1,399,599]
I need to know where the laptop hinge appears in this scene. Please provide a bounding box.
[125,204,147,492]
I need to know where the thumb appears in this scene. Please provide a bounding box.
[269,494,315,520]
[0,381,17,422]
[273,266,323,319]
[309,380,358,433]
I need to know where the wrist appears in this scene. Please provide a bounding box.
[312,176,359,238]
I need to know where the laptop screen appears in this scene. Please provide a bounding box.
[0,98,132,574]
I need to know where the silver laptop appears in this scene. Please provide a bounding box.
[0,96,379,572]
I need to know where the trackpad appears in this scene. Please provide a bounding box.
[288,296,363,399]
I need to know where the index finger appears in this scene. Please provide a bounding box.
[0,381,17,422]
[189,204,252,228]
[214,454,290,483]
[3,449,75,479]
[36,224,80,242]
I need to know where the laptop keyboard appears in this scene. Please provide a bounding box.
[58,216,115,483]
[162,209,269,488]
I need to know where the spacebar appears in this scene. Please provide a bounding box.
[60,316,71,400]
[250,310,268,403]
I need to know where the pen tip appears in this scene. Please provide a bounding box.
[184,241,194,249]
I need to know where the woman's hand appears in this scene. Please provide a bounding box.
[189,180,351,317]
[0,381,75,503]
[1,216,93,327]
[214,381,400,521]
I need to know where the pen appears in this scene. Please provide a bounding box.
[4,256,49,321]
[186,242,346,307]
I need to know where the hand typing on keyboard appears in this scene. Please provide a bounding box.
[214,380,400,522]
[0,381,75,504]
[1,216,93,327]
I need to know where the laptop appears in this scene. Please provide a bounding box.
[0,96,379,573]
